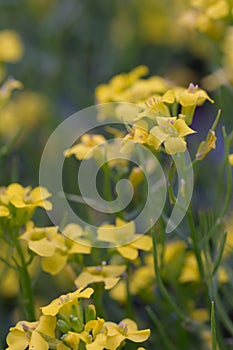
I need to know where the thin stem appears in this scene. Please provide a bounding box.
[125,269,134,319]
[151,227,190,323]
[211,301,217,350]
[146,306,179,350]
[15,239,35,321]
[220,127,232,218]
[187,210,204,279]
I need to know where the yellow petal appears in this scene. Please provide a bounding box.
[103,265,126,277]
[63,223,84,239]
[127,329,151,342]
[104,277,121,290]
[75,272,96,289]
[196,130,216,160]
[161,89,175,103]
[36,315,56,338]
[6,330,29,350]
[29,331,48,350]
[179,93,197,107]
[41,288,94,316]
[41,252,67,275]
[131,235,152,251]
[36,200,53,211]
[30,187,51,201]
[28,238,56,257]
[68,241,91,255]
[117,245,138,260]
[164,136,186,154]
[150,126,168,143]
[174,119,196,137]
[0,205,9,216]
[147,132,161,150]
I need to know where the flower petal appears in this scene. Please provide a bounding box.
[117,245,138,260]
[164,136,186,154]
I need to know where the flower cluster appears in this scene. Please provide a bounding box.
[6,287,150,350]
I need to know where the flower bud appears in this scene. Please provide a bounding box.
[85,304,96,322]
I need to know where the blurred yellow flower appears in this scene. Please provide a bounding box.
[0,183,52,211]
[64,134,106,160]
[95,65,149,103]
[0,91,50,140]
[22,222,91,275]
[75,263,126,290]
[0,30,24,62]
[128,166,144,187]
[98,218,152,260]
[179,252,228,283]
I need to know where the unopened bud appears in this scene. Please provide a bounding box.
[69,314,83,333]
[85,304,96,322]
[57,319,71,334]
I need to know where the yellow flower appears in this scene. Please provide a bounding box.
[121,120,149,153]
[1,183,52,211]
[145,89,175,118]
[6,315,56,350]
[95,65,148,103]
[42,223,91,275]
[20,221,63,257]
[105,318,151,350]
[64,134,106,160]
[0,30,24,62]
[149,117,196,154]
[79,318,107,350]
[175,83,214,124]
[0,91,50,141]
[97,218,152,260]
[75,263,126,290]
[21,222,91,275]
[41,287,94,316]
[196,130,216,160]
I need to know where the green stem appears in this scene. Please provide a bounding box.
[211,301,217,350]
[187,210,204,279]
[125,268,134,319]
[15,239,35,321]
[220,127,232,218]
[151,227,190,323]
[146,306,179,350]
